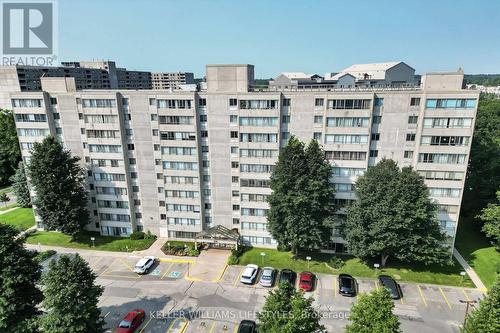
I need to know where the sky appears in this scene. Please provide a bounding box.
[58,0,500,78]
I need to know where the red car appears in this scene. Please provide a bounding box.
[115,309,145,333]
[299,271,314,292]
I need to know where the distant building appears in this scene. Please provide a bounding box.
[152,72,195,90]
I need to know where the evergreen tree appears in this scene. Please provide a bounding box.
[27,136,89,237]
[267,136,335,255]
[41,254,104,333]
[0,224,43,333]
[0,192,8,206]
[346,288,401,333]
[345,158,448,266]
[0,109,21,186]
[257,282,324,333]
[10,162,31,207]
[461,276,500,333]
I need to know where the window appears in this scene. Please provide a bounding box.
[129,158,136,165]
[231,161,239,168]
[408,115,418,124]
[232,176,239,183]
[233,218,240,225]
[239,100,278,109]
[371,133,380,141]
[11,98,42,107]
[82,99,116,108]
[160,131,196,141]
[282,115,290,123]
[229,98,238,107]
[201,130,208,138]
[127,144,135,150]
[325,151,367,161]
[332,167,365,177]
[315,98,324,107]
[232,190,239,197]
[156,99,192,109]
[50,97,57,105]
[314,115,323,124]
[419,153,466,164]
[425,98,476,109]
[239,133,277,143]
[374,98,384,106]
[240,178,271,188]
[240,149,277,158]
[313,132,322,141]
[239,117,277,126]
[163,161,198,170]
[428,187,461,198]
[89,144,122,153]
[369,150,378,157]
[14,114,47,122]
[282,98,291,107]
[326,117,369,127]
[231,146,238,154]
[372,115,382,124]
[410,97,420,106]
[149,98,156,106]
[281,132,290,140]
[421,136,470,146]
[423,117,472,128]
[232,204,240,211]
[199,114,207,122]
[327,99,371,109]
[324,134,369,144]
[230,115,238,123]
[159,115,194,125]
[404,151,414,159]
[198,98,206,106]
[240,164,275,173]
[406,133,416,141]
[419,171,463,181]
[230,131,238,139]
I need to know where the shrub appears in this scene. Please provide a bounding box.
[328,257,345,269]
[277,243,291,252]
[186,247,200,257]
[144,230,157,240]
[227,255,239,265]
[34,249,57,263]
[130,231,145,240]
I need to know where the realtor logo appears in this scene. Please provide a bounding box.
[1,1,57,65]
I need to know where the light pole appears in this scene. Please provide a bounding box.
[374,263,380,276]
[90,237,95,247]
[260,252,266,266]
[459,299,477,329]
[306,256,312,270]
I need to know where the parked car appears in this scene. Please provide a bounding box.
[115,309,145,333]
[240,264,259,284]
[279,269,297,285]
[259,267,276,287]
[299,271,314,292]
[237,320,257,333]
[133,256,156,274]
[338,274,357,297]
[378,275,402,299]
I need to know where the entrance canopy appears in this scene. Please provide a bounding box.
[195,225,240,250]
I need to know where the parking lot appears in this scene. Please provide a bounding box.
[57,253,485,333]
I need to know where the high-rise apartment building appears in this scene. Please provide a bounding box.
[152,72,195,90]
[8,62,478,251]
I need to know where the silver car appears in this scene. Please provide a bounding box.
[259,267,276,287]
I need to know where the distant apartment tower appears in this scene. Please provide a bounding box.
[8,62,478,252]
[151,72,195,90]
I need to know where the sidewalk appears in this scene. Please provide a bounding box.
[0,206,19,215]
[453,247,487,291]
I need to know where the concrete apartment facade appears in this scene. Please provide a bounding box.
[152,72,195,90]
[8,62,478,251]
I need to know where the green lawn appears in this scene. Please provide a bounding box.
[0,202,18,211]
[0,207,35,231]
[26,230,156,252]
[237,247,474,287]
[455,215,500,289]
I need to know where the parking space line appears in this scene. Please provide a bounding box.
[166,317,188,333]
[119,258,135,272]
[89,256,104,270]
[333,277,337,297]
[374,281,379,290]
[103,311,110,318]
[233,267,245,286]
[208,322,215,333]
[417,286,428,307]
[212,264,229,283]
[462,289,471,302]
[439,287,452,309]
[161,262,175,279]
[400,297,404,305]
[101,273,141,279]
[139,317,152,333]
[233,326,238,333]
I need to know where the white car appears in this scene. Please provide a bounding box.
[133,256,156,274]
[240,264,259,284]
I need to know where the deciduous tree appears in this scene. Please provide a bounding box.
[27,136,89,237]
[461,276,500,333]
[267,136,335,255]
[0,109,21,186]
[41,254,104,333]
[0,224,43,333]
[345,158,449,266]
[478,190,500,249]
[346,288,401,333]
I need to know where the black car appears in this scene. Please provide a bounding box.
[279,269,297,285]
[237,320,257,333]
[338,274,357,297]
[378,275,402,300]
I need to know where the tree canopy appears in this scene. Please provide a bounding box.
[0,224,43,333]
[10,162,31,208]
[478,190,500,249]
[257,282,324,333]
[346,288,401,333]
[27,136,89,237]
[41,254,105,333]
[267,136,335,255]
[344,158,449,266]
[461,276,500,333]
[0,109,21,186]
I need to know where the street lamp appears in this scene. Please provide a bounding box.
[90,237,95,247]
[374,263,380,275]
[260,252,266,266]
[460,271,466,285]
[459,299,477,328]
[306,256,312,270]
